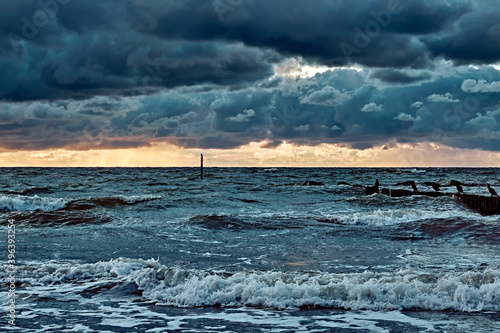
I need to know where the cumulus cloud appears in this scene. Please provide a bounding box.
[1,65,500,152]
[226,109,256,122]
[466,109,500,130]
[321,125,342,131]
[410,101,424,109]
[426,93,460,103]
[299,86,351,106]
[294,125,310,131]
[361,102,383,112]
[394,113,418,121]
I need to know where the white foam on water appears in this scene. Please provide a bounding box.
[88,194,162,205]
[396,168,426,173]
[39,324,65,332]
[325,207,498,226]
[238,195,499,227]
[312,310,464,332]
[66,324,98,332]
[119,194,162,204]
[3,258,500,314]
[201,252,231,257]
[0,195,68,212]
[3,280,499,332]
[137,308,497,333]
[6,258,159,284]
[112,262,135,276]
[1,304,494,333]
[135,267,500,311]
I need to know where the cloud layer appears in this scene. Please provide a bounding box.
[1,0,500,155]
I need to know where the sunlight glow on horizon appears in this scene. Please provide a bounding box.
[1,141,500,167]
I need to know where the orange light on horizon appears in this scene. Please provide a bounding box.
[0,141,499,167]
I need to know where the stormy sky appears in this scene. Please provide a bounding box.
[1,0,500,165]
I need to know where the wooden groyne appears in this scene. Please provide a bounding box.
[378,189,500,214]
[457,193,500,215]
[356,179,500,215]
[379,188,447,198]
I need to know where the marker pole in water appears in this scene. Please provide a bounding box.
[200,154,203,179]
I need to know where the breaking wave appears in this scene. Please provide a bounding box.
[89,194,162,207]
[0,195,68,212]
[3,258,499,312]
[0,194,162,213]
[320,208,498,226]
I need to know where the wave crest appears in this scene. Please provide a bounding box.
[4,259,499,312]
[0,195,68,212]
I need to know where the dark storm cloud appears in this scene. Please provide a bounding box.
[0,1,493,97]
[370,69,433,84]
[1,0,500,154]
[0,34,278,101]
[0,1,279,101]
[0,0,495,101]
[423,3,500,65]
[128,0,474,68]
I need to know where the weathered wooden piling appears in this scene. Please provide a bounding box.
[200,154,203,179]
[457,193,500,215]
[381,188,413,197]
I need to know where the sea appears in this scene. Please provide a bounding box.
[1,167,500,332]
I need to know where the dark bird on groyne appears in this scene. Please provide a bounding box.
[394,180,418,192]
[487,184,498,197]
[449,180,465,186]
[424,182,441,192]
[395,180,418,192]
[456,184,464,193]
[395,181,415,186]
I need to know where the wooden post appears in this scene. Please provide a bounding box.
[200,153,203,179]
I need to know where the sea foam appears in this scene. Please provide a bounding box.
[0,195,68,212]
[3,258,499,312]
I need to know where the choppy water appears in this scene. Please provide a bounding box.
[1,167,500,332]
